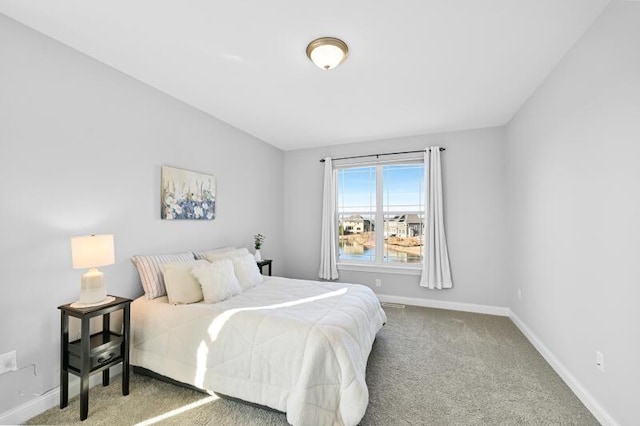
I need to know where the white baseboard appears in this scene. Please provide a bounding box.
[376,293,510,316]
[0,365,123,425]
[509,311,618,426]
[0,388,60,426]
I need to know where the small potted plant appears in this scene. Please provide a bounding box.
[254,233,265,261]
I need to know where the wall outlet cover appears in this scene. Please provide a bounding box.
[0,350,17,375]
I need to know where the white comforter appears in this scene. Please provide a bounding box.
[131,276,386,426]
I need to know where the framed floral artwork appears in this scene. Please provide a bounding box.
[161,165,215,220]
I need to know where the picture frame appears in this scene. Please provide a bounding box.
[161,165,216,220]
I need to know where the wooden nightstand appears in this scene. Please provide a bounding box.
[257,259,272,276]
[58,296,132,421]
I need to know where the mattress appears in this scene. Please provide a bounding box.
[131,275,387,426]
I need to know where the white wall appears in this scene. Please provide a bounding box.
[0,14,283,414]
[284,127,509,309]
[506,2,640,424]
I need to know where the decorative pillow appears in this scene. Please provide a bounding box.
[131,252,195,299]
[192,246,236,261]
[232,253,264,291]
[203,247,250,263]
[191,259,242,303]
[161,260,209,305]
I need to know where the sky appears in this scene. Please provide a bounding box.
[337,164,425,216]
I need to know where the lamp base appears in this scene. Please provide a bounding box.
[79,267,108,304]
[70,295,115,309]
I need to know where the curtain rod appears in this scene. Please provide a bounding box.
[319,148,445,163]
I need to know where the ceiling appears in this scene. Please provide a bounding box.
[0,0,610,150]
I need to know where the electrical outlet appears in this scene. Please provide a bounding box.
[0,351,17,375]
[375,279,382,288]
[596,351,604,372]
[517,288,522,300]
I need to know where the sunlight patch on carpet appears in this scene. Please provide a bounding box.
[134,394,219,425]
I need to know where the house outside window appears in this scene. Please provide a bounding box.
[336,161,425,268]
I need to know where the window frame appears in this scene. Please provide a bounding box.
[334,159,424,273]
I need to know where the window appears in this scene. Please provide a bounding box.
[337,161,425,267]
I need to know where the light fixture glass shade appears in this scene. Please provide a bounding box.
[71,234,115,305]
[306,37,348,70]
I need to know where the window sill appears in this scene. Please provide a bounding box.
[337,263,422,276]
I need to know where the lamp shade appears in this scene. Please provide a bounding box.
[306,37,349,70]
[71,234,115,269]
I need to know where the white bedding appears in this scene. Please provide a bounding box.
[131,276,387,426]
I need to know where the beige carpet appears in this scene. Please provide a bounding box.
[27,305,599,425]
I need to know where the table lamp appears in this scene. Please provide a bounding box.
[71,234,115,305]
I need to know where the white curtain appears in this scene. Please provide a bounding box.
[319,157,339,280]
[420,147,453,289]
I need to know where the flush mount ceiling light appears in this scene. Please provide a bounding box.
[306,37,349,70]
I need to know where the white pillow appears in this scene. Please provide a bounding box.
[192,246,236,261]
[161,260,209,305]
[131,252,195,299]
[191,259,242,303]
[232,253,264,291]
[203,247,249,262]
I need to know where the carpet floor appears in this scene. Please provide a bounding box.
[27,305,599,425]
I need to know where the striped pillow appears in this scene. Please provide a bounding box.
[131,252,195,299]
[192,246,236,261]
[203,247,250,262]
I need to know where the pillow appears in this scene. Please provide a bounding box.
[232,253,264,291]
[192,246,236,261]
[203,247,250,262]
[131,252,195,299]
[191,259,242,303]
[161,260,209,305]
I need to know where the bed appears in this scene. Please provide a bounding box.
[130,275,387,426]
